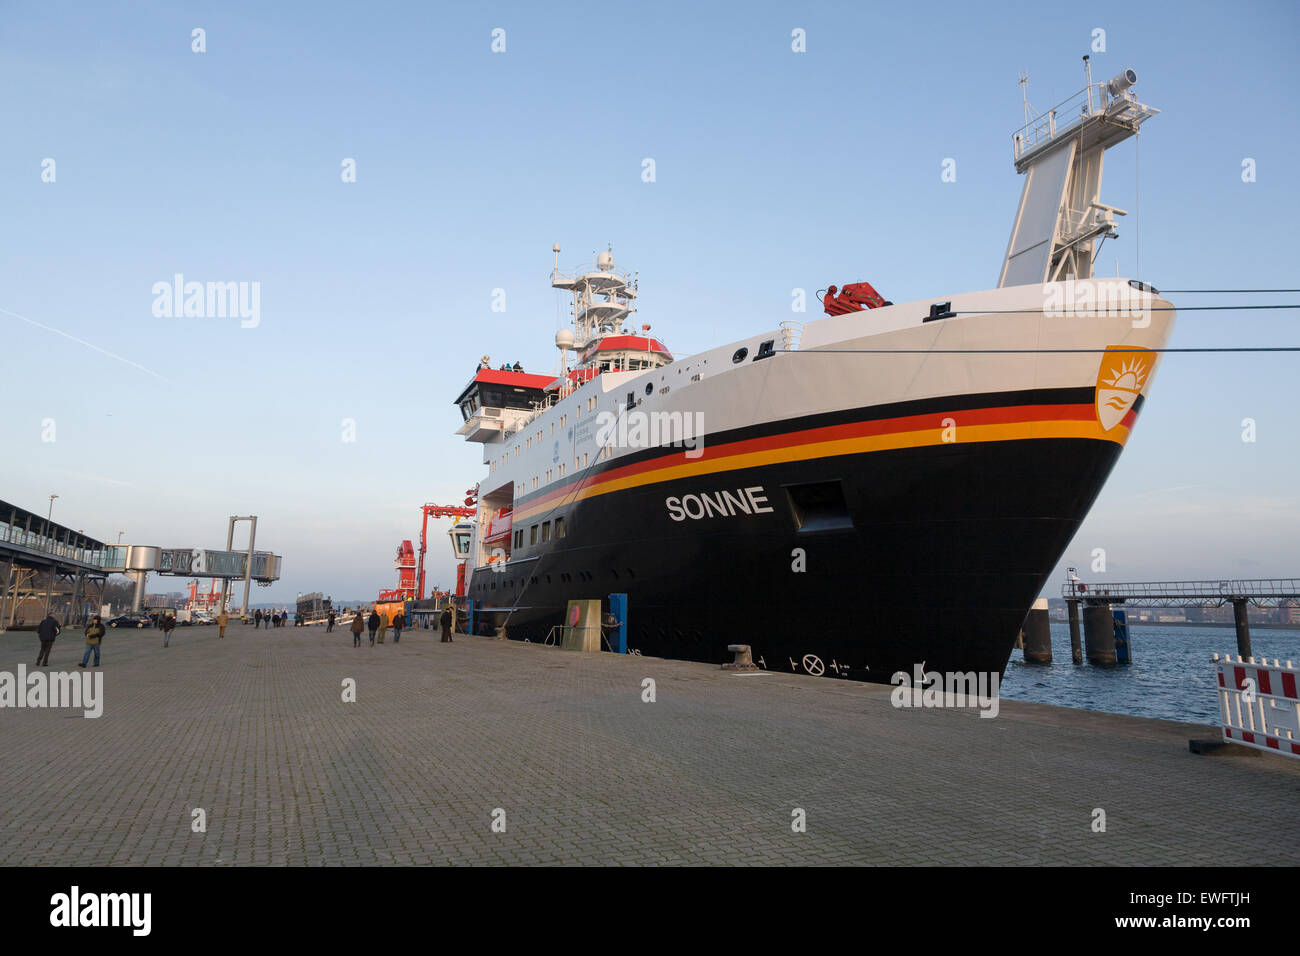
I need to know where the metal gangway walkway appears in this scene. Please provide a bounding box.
[0,499,282,629]
[1062,578,1300,658]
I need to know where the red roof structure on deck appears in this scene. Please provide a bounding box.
[582,335,672,358]
[469,369,555,390]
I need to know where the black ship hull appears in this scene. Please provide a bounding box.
[467,388,1134,682]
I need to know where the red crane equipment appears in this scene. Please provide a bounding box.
[416,488,477,600]
[821,281,891,315]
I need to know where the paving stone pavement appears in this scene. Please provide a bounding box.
[1,621,1296,866]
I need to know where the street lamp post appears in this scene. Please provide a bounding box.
[117,531,126,544]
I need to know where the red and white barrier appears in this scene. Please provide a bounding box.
[1213,654,1300,758]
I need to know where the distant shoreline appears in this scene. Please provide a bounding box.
[1052,619,1299,632]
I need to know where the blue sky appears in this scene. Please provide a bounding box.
[2,0,1297,604]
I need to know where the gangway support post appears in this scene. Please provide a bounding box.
[40,567,54,621]
[242,517,257,618]
[128,569,148,612]
[220,516,235,613]
[1023,598,1052,664]
[1067,599,1083,665]
[1232,598,1252,659]
[1083,602,1117,665]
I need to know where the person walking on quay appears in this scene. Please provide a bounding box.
[35,612,61,666]
[392,611,405,643]
[254,609,263,630]
[350,611,364,648]
[439,605,454,643]
[79,615,106,668]
[367,609,379,646]
[326,610,336,633]
[377,611,388,644]
[162,613,176,647]
[217,608,229,639]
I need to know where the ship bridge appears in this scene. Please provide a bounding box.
[454,368,556,443]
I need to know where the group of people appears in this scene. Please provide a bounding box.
[476,358,524,372]
[31,606,237,668]
[28,602,461,666]
[32,612,114,667]
[344,606,457,646]
[349,608,406,646]
[253,608,290,629]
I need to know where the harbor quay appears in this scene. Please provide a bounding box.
[1,622,1296,867]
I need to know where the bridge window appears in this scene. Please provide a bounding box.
[555,517,566,538]
[530,525,538,545]
[541,521,551,543]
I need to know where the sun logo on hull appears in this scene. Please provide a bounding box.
[1095,347,1153,431]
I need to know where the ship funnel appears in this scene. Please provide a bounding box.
[1106,69,1137,97]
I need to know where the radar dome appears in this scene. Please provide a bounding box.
[555,329,575,350]
[596,251,614,272]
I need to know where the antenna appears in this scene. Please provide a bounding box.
[1083,55,1094,112]
[1019,71,1030,126]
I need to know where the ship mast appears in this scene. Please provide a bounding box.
[998,61,1158,287]
[551,247,638,359]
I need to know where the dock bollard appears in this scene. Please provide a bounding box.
[1023,598,1052,664]
[723,644,758,671]
[1067,600,1083,665]
[1083,602,1117,665]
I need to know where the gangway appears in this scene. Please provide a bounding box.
[0,499,282,627]
[1062,577,1300,659]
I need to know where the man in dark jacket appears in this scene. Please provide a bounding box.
[162,614,176,647]
[79,615,106,668]
[326,610,336,633]
[35,613,60,665]
[254,609,263,629]
[439,606,454,643]
[367,610,379,646]
[350,611,364,647]
[391,612,405,643]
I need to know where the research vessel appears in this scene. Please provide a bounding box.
[451,66,1174,680]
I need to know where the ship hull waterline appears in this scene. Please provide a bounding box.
[466,404,1135,682]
